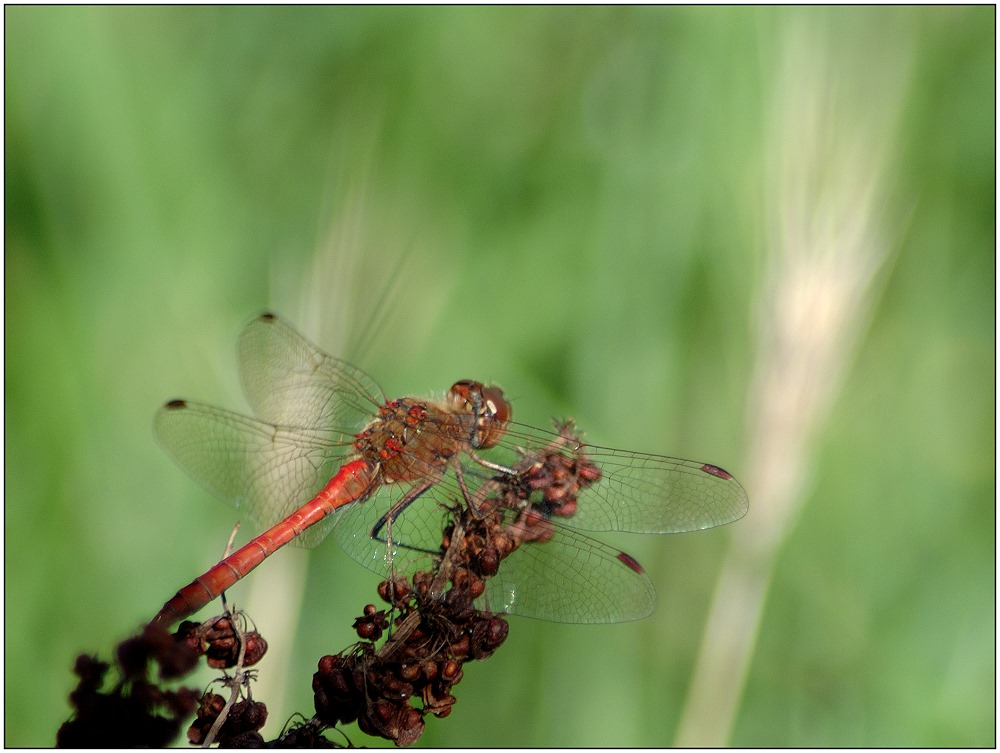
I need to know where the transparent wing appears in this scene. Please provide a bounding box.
[238,313,385,432]
[479,511,656,623]
[484,420,749,534]
[328,470,656,624]
[153,400,355,548]
[330,480,458,578]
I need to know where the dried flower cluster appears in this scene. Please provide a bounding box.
[312,506,512,745]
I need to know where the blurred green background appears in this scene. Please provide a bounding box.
[5,6,993,747]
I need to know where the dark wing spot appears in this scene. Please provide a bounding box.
[164,399,187,409]
[617,550,646,574]
[700,463,733,480]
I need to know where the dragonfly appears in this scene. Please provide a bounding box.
[150,313,748,627]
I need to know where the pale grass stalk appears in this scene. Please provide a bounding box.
[675,17,911,747]
[244,183,377,736]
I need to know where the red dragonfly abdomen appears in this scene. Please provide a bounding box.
[152,459,374,627]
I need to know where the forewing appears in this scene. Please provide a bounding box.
[490,421,749,534]
[570,446,748,533]
[238,313,385,432]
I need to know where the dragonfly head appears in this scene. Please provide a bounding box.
[448,380,511,449]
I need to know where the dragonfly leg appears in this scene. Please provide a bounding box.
[366,479,437,557]
[467,450,518,476]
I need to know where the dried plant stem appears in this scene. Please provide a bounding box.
[202,617,250,747]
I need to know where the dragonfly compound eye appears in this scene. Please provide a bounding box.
[475,385,511,449]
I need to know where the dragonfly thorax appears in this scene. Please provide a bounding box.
[351,383,511,484]
[353,397,469,484]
